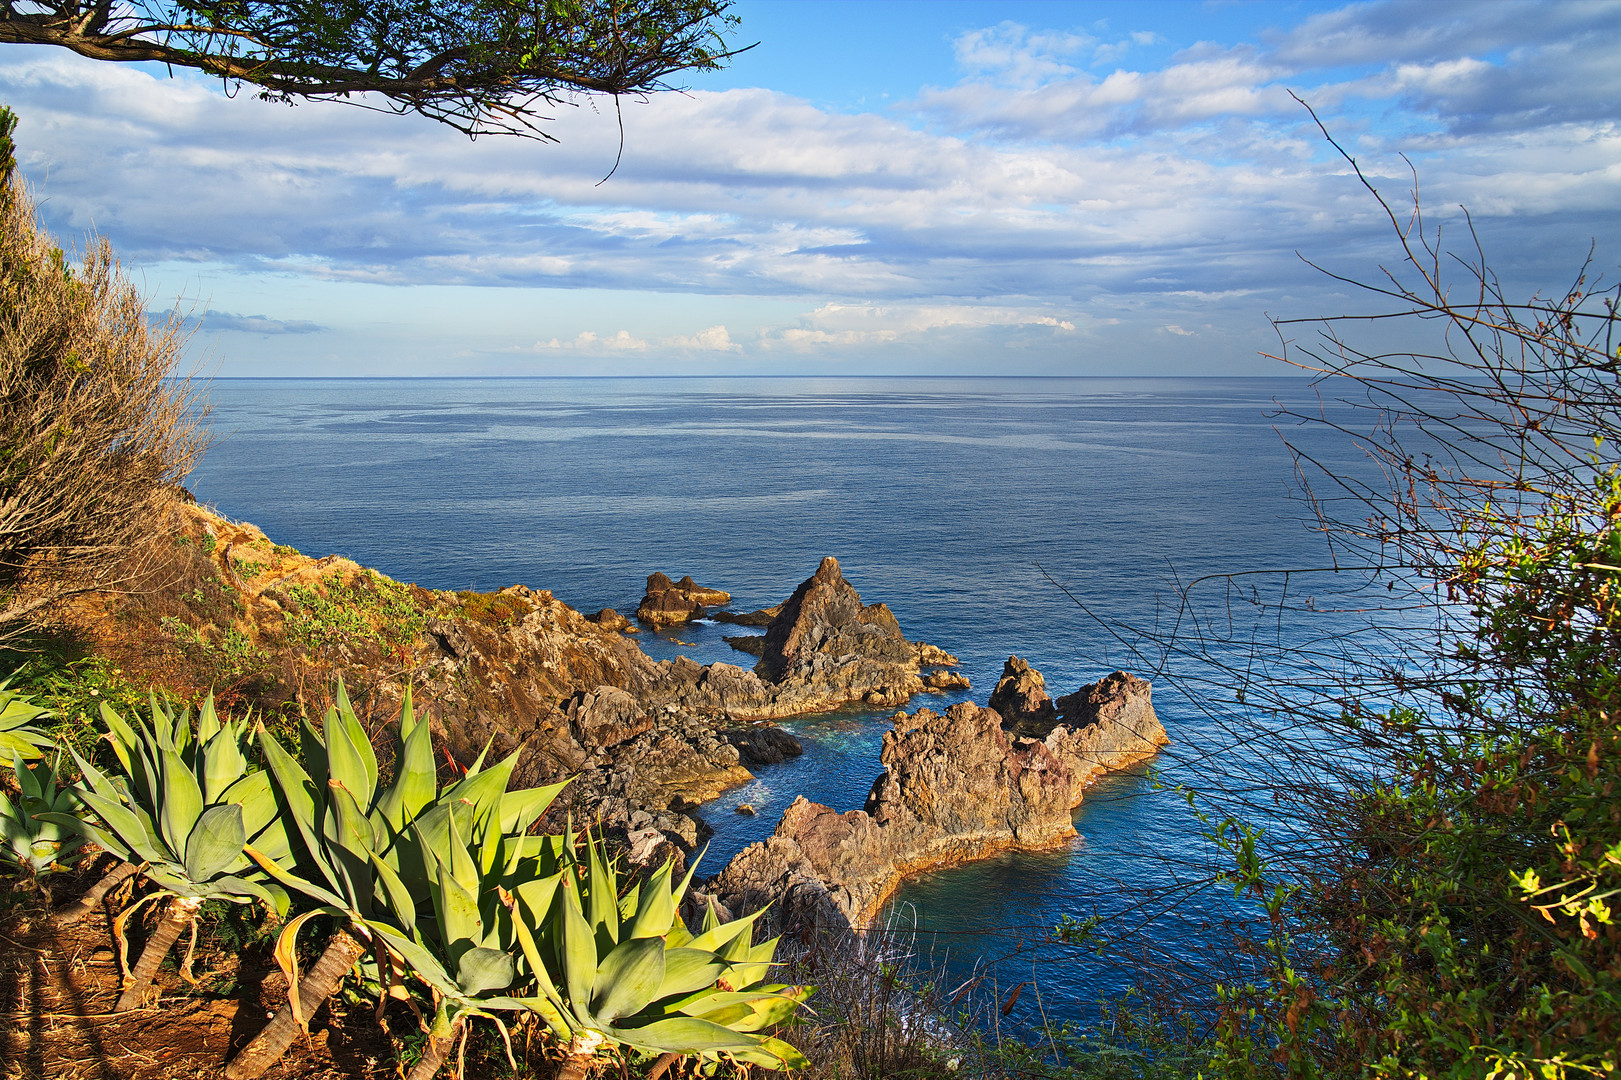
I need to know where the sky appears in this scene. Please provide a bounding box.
[2,0,1618,377]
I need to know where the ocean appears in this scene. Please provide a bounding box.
[190,376,1373,1025]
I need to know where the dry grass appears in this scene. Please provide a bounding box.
[0,111,206,644]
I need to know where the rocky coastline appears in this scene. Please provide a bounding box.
[705,659,1169,930]
[84,499,1163,921]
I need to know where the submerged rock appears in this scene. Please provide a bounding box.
[724,634,767,657]
[712,665,1168,930]
[636,572,732,627]
[713,604,782,627]
[724,725,804,766]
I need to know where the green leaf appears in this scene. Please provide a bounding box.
[591,935,666,1024]
[74,788,168,864]
[324,705,376,813]
[157,748,204,856]
[626,858,676,939]
[184,803,246,882]
[376,701,436,831]
[560,874,599,1015]
[200,726,247,804]
[657,948,732,998]
[457,946,516,996]
[369,849,416,929]
[607,1015,758,1055]
[497,777,570,835]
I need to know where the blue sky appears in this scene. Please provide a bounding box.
[2,0,1618,376]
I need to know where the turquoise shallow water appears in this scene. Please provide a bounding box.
[190,376,1370,1026]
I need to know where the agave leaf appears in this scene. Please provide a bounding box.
[258,727,344,896]
[98,701,137,773]
[184,803,246,882]
[244,844,350,911]
[375,701,435,831]
[656,948,733,999]
[218,770,279,841]
[200,726,247,805]
[591,935,666,1024]
[66,745,123,808]
[36,811,133,862]
[298,718,329,790]
[457,946,516,996]
[496,777,570,836]
[688,905,764,955]
[325,780,377,911]
[369,850,417,929]
[212,873,289,916]
[606,1015,759,1056]
[449,809,486,893]
[197,693,221,744]
[584,829,618,948]
[73,788,169,864]
[156,748,204,855]
[324,705,376,814]
[626,859,676,940]
[430,833,484,966]
[371,924,463,999]
[734,1035,811,1071]
[560,874,598,1017]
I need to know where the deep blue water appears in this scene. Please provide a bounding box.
[189,376,1374,1027]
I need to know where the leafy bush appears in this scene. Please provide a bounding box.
[1136,116,1621,1080]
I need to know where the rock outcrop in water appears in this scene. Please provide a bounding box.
[636,573,731,627]
[745,556,965,710]
[710,662,1169,929]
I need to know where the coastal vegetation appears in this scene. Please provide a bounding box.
[2,75,1618,1080]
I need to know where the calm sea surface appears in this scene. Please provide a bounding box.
[190,376,1371,1025]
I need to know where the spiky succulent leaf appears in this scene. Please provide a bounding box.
[0,687,51,761]
[156,748,204,855]
[322,702,377,812]
[606,1015,761,1056]
[591,935,666,1023]
[184,803,247,881]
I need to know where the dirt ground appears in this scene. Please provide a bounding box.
[0,866,400,1080]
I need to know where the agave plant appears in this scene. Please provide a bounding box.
[507,828,811,1080]
[44,693,292,1011]
[0,681,51,760]
[228,681,566,1080]
[1,750,87,874]
[367,802,571,1080]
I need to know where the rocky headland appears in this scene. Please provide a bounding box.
[76,498,969,864]
[706,657,1169,930]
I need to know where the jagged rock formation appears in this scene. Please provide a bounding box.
[752,556,964,710]
[711,664,1169,929]
[989,655,1057,731]
[636,573,731,627]
[76,505,969,863]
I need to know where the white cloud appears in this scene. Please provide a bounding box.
[2,0,1617,375]
[534,330,649,352]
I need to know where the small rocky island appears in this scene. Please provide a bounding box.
[706,658,1168,930]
